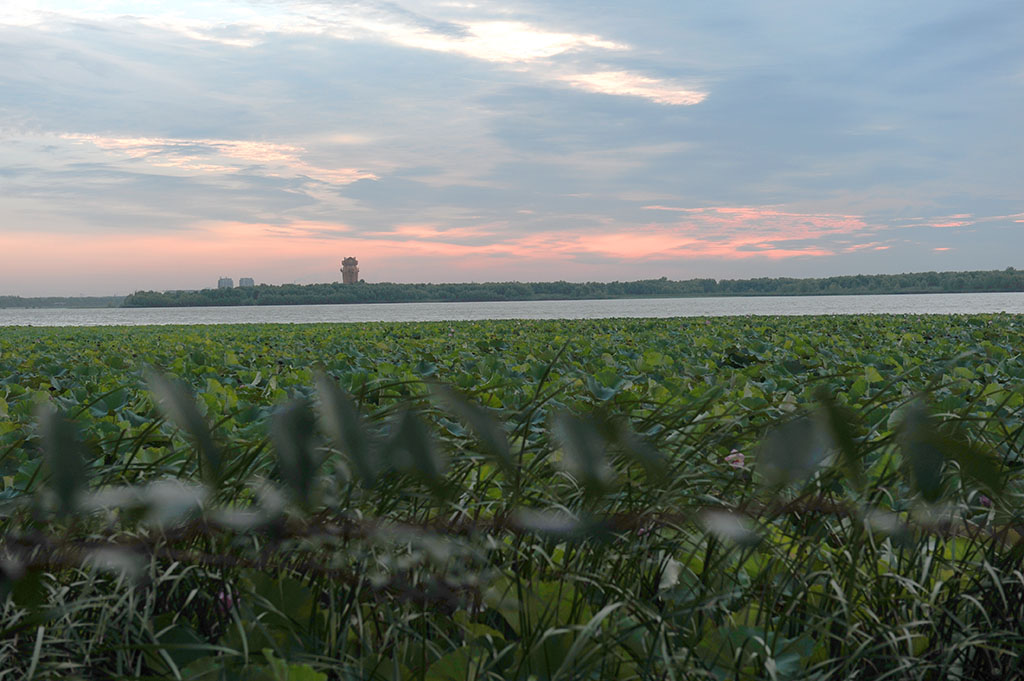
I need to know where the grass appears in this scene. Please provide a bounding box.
[0,314,1023,679]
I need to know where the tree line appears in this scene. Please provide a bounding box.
[119,267,1024,307]
[0,295,125,309]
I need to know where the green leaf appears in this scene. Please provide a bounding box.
[585,375,617,401]
[138,480,207,528]
[146,370,222,487]
[258,650,327,681]
[179,657,222,680]
[84,547,146,581]
[512,508,588,539]
[388,409,446,486]
[550,411,613,494]
[900,399,1003,499]
[36,405,86,516]
[0,564,47,611]
[286,666,328,681]
[315,372,376,487]
[606,418,667,481]
[899,400,945,503]
[946,435,1004,495]
[429,382,512,470]
[425,646,487,681]
[271,399,321,507]
[702,510,761,546]
[553,602,624,680]
[757,415,832,486]
[414,360,438,377]
[142,613,208,675]
[815,389,865,490]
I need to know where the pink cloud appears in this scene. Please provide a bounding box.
[0,205,882,293]
[346,205,853,261]
[844,242,891,252]
[366,224,500,240]
[640,206,869,246]
[7,205,860,275]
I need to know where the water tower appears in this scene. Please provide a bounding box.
[341,257,360,284]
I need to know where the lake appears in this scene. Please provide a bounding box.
[3,292,1024,326]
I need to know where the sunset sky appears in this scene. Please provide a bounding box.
[2,1,1022,296]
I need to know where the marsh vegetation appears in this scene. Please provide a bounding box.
[1,315,1023,679]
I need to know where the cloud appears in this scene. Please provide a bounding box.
[60,134,376,185]
[388,223,499,240]
[843,242,891,252]
[361,18,626,63]
[558,71,706,105]
[2,1,1023,295]
[2,3,627,62]
[3,1,704,107]
[893,213,1024,230]
[642,206,869,241]
[230,204,871,262]
[843,238,892,249]
[0,206,857,292]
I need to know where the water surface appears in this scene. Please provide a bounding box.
[3,292,1024,327]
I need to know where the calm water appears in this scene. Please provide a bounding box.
[3,292,1024,327]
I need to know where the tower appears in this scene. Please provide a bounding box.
[341,257,360,284]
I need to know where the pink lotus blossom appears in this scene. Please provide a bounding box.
[215,589,234,616]
[724,449,745,469]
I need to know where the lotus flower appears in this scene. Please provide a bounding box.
[724,449,745,469]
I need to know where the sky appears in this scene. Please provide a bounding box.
[1,1,1023,296]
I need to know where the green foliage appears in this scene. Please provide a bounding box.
[36,405,87,516]
[121,267,1024,307]
[272,399,321,507]
[1,314,1024,679]
[148,369,223,487]
[0,295,124,309]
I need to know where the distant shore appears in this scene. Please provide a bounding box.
[4,267,1022,309]
[0,295,125,309]
[119,267,1024,307]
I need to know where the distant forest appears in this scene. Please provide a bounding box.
[121,267,1024,307]
[0,295,125,309]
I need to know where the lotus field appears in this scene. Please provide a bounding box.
[1,315,1024,680]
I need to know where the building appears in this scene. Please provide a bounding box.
[238,277,255,287]
[341,257,360,284]
[217,277,234,289]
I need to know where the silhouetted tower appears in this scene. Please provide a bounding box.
[341,257,360,284]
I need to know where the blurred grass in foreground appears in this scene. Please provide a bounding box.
[0,315,1023,680]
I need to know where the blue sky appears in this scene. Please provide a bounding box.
[1,0,1022,295]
